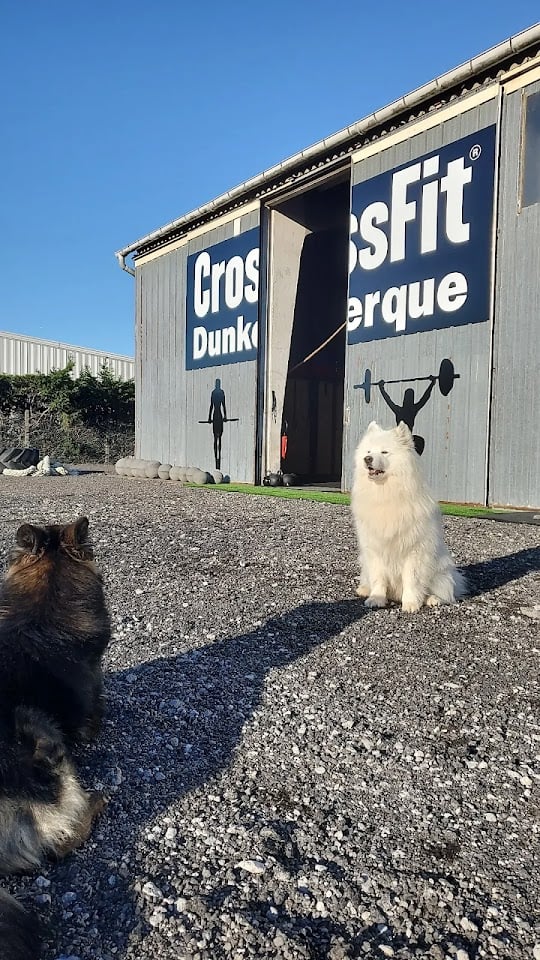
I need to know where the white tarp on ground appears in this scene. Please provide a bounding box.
[1,455,79,477]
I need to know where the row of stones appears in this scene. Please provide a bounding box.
[115,458,228,485]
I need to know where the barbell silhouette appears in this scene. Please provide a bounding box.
[354,358,460,404]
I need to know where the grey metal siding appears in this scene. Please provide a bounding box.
[0,332,134,380]
[344,99,498,502]
[489,79,540,508]
[135,209,260,481]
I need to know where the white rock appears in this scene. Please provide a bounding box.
[520,606,540,620]
[149,909,165,927]
[142,881,163,900]
[236,859,266,875]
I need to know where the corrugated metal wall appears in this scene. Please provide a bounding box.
[135,210,260,481]
[0,331,134,380]
[343,98,498,502]
[489,78,540,508]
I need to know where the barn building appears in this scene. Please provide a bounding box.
[0,331,134,381]
[116,23,540,508]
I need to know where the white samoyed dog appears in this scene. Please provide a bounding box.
[351,421,465,612]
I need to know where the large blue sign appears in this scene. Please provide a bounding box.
[347,125,496,343]
[186,228,259,370]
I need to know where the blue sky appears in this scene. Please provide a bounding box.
[1,1,538,357]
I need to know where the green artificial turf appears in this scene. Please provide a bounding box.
[189,482,495,517]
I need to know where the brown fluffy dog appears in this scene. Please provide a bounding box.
[0,517,111,960]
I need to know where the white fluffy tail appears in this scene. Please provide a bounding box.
[429,564,467,604]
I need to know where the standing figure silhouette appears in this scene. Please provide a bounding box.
[208,379,227,470]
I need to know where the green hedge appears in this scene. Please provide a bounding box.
[0,363,135,463]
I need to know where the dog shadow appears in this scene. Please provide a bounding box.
[462,545,540,596]
[41,598,366,957]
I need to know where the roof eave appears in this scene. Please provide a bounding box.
[115,21,540,264]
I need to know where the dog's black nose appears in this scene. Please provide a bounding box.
[364,455,373,466]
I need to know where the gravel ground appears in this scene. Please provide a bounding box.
[1,474,539,960]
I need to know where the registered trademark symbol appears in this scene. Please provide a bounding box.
[469,144,481,160]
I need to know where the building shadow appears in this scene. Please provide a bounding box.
[38,599,365,957]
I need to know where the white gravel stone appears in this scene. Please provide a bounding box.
[236,859,266,875]
[142,881,163,900]
[34,876,51,889]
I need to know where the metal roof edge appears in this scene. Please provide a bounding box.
[115,21,540,264]
[0,330,134,363]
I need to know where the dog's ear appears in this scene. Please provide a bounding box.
[62,516,90,547]
[16,523,48,555]
[33,735,66,768]
[61,517,93,560]
[15,708,66,769]
[395,421,414,445]
[366,420,379,432]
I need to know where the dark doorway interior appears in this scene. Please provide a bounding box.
[280,178,350,483]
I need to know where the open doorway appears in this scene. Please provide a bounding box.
[265,169,350,485]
